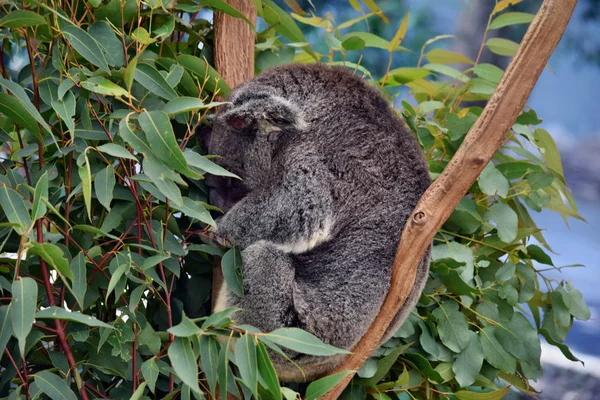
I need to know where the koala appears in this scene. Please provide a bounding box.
[204,63,431,382]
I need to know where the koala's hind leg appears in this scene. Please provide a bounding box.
[224,241,298,333]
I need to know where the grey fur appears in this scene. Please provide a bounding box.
[205,63,431,382]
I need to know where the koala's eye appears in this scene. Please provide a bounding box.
[226,116,249,130]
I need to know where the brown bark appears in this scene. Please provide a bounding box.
[211,0,257,314]
[320,0,577,398]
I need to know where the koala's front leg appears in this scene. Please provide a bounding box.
[217,162,334,249]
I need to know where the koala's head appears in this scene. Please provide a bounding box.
[203,88,306,211]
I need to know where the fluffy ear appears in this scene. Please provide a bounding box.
[218,93,303,135]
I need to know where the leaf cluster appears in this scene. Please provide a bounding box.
[0,0,590,399]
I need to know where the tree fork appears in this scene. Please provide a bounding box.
[321,0,577,398]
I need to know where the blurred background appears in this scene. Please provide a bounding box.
[273,0,600,398]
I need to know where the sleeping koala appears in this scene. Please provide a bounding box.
[204,63,431,382]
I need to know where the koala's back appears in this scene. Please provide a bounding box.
[236,64,430,238]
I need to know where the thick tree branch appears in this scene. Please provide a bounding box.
[321,0,577,397]
[211,0,256,310]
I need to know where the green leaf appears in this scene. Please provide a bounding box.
[305,370,354,400]
[235,333,258,397]
[134,63,178,101]
[11,277,37,356]
[486,38,519,57]
[0,305,13,357]
[0,10,47,28]
[539,328,582,364]
[257,341,280,399]
[62,24,110,73]
[163,97,225,115]
[51,91,76,133]
[97,143,137,161]
[426,48,474,65]
[452,332,484,387]
[526,244,553,265]
[171,197,216,227]
[218,335,232,400]
[454,387,509,400]
[141,358,159,393]
[484,203,518,243]
[89,21,125,67]
[403,353,444,383]
[489,12,534,30]
[177,55,231,97]
[165,64,184,87]
[478,162,509,198]
[472,63,504,84]
[200,0,253,25]
[106,253,130,301]
[36,307,114,328]
[124,53,139,92]
[560,281,591,320]
[432,241,474,282]
[32,171,49,221]
[432,301,470,353]
[445,197,482,235]
[0,93,42,135]
[81,77,129,97]
[184,151,240,179]
[495,262,515,283]
[95,165,115,211]
[418,100,444,114]
[139,110,188,172]
[0,77,54,138]
[494,312,541,367]
[34,370,78,400]
[28,242,72,281]
[341,36,365,51]
[168,314,202,337]
[534,128,564,176]
[0,185,32,235]
[360,343,411,387]
[479,326,516,374]
[388,9,409,52]
[130,381,147,400]
[341,32,394,50]
[153,15,175,40]
[70,253,87,308]
[142,157,183,205]
[119,116,154,156]
[200,335,219,398]
[169,337,201,394]
[221,247,244,297]
[78,155,92,221]
[265,328,350,356]
[261,0,312,56]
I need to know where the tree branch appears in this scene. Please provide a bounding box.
[321,0,578,397]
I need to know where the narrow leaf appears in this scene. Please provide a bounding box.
[34,370,78,400]
[0,10,47,28]
[134,63,178,101]
[235,334,258,397]
[265,328,350,356]
[62,24,110,72]
[36,307,114,328]
[139,110,188,172]
[10,277,37,356]
[32,171,49,221]
[28,242,73,281]
[168,337,201,394]
[0,185,32,235]
[95,165,115,211]
[305,371,354,400]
